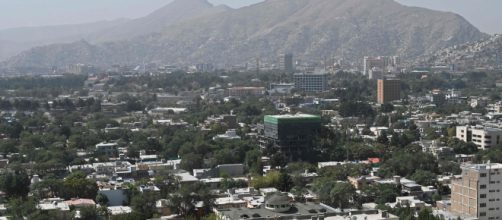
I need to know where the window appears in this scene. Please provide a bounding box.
[481,184,487,189]
[480,212,487,217]
[480,194,487,198]
[481,173,487,177]
[480,203,487,208]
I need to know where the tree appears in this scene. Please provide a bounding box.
[131,192,158,219]
[277,172,294,192]
[62,172,98,199]
[410,170,437,186]
[448,138,478,154]
[319,164,371,181]
[329,182,356,210]
[378,150,438,178]
[377,131,389,145]
[361,184,400,204]
[251,171,281,189]
[96,193,109,206]
[0,171,30,198]
[79,206,99,220]
[339,101,375,118]
[180,153,203,173]
[6,197,37,219]
[270,153,287,168]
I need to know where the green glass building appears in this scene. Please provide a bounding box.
[263,114,321,161]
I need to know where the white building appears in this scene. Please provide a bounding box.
[213,129,241,140]
[456,125,502,150]
[293,72,328,92]
[451,163,502,220]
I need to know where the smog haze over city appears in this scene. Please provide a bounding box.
[0,1,501,220]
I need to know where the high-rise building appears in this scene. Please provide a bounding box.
[263,114,321,160]
[293,72,328,92]
[451,163,502,220]
[456,125,502,150]
[279,53,294,73]
[377,79,401,104]
[363,56,400,76]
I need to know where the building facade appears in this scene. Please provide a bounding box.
[377,79,401,104]
[263,114,321,160]
[456,125,502,150]
[279,53,294,73]
[228,87,265,97]
[293,73,328,92]
[451,163,502,220]
[363,56,400,76]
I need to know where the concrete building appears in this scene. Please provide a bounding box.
[377,79,401,104]
[451,163,502,220]
[363,56,400,76]
[216,192,338,220]
[263,114,321,160]
[95,142,118,158]
[279,53,294,73]
[228,87,265,97]
[293,72,328,92]
[269,83,295,95]
[325,210,398,220]
[456,125,502,150]
[213,129,241,140]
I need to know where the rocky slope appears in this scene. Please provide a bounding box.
[4,0,487,68]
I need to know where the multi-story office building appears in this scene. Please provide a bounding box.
[263,114,321,160]
[279,53,294,73]
[456,125,502,150]
[451,163,502,220]
[293,72,328,92]
[377,79,401,104]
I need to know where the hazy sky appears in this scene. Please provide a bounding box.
[1,0,501,34]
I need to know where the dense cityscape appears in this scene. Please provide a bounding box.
[0,0,502,220]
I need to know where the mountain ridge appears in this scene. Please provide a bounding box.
[0,0,231,61]
[3,0,487,69]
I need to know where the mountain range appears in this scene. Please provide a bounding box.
[0,0,230,61]
[1,0,488,69]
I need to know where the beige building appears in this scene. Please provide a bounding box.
[456,125,502,150]
[377,79,401,104]
[451,163,502,220]
[228,87,265,97]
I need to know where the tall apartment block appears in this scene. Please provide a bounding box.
[451,163,502,220]
[377,79,401,104]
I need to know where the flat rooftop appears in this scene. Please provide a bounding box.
[264,114,321,124]
[217,202,337,220]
